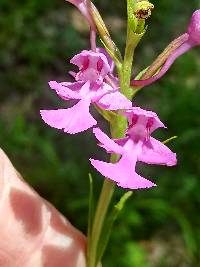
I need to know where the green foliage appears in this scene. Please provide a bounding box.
[0,0,200,266]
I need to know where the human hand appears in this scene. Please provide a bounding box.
[0,148,86,267]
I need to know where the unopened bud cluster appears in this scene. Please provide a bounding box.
[134,0,154,19]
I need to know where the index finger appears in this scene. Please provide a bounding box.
[0,148,86,267]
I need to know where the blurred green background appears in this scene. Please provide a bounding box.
[0,0,200,266]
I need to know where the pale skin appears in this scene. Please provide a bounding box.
[0,148,87,267]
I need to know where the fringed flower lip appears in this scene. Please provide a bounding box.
[90,107,177,190]
[131,9,200,88]
[40,49,132,134]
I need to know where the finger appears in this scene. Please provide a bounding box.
[0,148,86,267]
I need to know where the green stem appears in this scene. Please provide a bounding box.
[119,0,137,99]
[120,33,135,99]
[87,116,127,267]
[88,179,115,267]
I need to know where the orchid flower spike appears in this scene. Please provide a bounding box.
[40,49,132,134]
[131,9,200,88]
[90,107,177,190]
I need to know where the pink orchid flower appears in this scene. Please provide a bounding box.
[131,9,200,87]
[40,50,132,134]
[90,107,177,190]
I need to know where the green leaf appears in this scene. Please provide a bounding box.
[96,191,133,264]
[87,173,94,256]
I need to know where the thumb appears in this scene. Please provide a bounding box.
[0,148,86,267]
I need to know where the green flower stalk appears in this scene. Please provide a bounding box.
[39,1,190,267]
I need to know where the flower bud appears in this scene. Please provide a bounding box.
[187,9,200,44]
[134,1,154,20]
[131,9,200,88]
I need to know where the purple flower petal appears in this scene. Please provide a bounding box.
[96,48,115,72]
[138,137,177,166]
[96,91,132,110]
[90,154,156,189]
[187,9,200,45]
[70,50,111,83]
[93,128,124,154]
[40,99,96,134]
[113,137,129,147]
[49,81,83,100]
[123,107,166,136]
